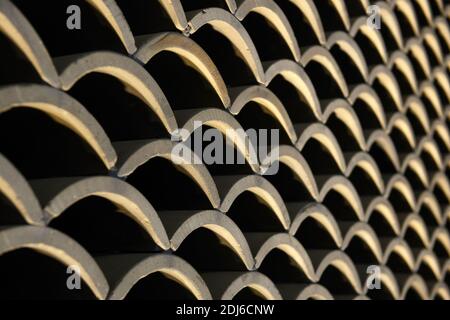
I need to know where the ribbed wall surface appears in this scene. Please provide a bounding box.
[0,0,450,300]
